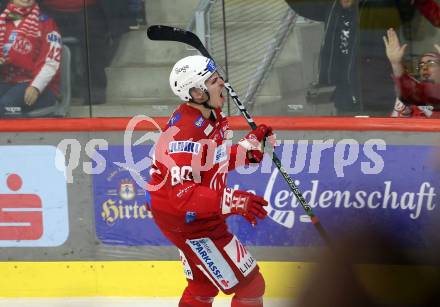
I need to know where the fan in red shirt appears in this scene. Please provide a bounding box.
[0,0,61,117]
[384,28,440,118]
[148,55,275,307]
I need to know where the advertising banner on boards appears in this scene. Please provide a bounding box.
[0,146,69,247]
[92,143,439,247]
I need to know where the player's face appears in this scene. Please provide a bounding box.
[12,0,35,8]
[205,72,225,109]
[418,55,440,83]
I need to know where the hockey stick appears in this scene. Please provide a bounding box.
[147,25,331,246]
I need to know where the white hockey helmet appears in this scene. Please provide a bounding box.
[169,55,217,101]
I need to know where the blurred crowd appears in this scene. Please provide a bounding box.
[286,0,440,118]
[0,0,145,117]
[0,0,439,118]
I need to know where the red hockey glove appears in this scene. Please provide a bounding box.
[238,124,276,163]
[221,188,268,226]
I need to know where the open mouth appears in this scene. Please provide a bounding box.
[421,73,433,82]
[220,88,226,98]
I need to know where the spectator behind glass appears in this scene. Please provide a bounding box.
[41,0,131,105]
[286,0,361,115]
[0,0,61,117]
[285,0,440,116]
[384,28,440,118]
[128,0,146,31]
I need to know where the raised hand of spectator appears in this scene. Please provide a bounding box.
[383,28,407,64]
[24,86,40,106]
[435,44,440,54]
[0,57,5,65]
[383,28,406,77]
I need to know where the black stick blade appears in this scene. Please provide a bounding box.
[146,25,210,58]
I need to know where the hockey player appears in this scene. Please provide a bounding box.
[0,0,62,116]
[148,55,274,307]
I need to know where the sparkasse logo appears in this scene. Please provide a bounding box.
[0,146,69,247]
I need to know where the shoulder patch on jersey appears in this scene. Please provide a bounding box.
[168,112,182,127]
[168,141,201,154]
[39,14,49,22]
[194,115,205,128]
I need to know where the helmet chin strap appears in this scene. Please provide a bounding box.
[190,90,215,110]
[202,93,215,110]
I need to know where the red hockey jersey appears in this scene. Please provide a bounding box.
[148,103,249,233]
[0,4,61,96]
